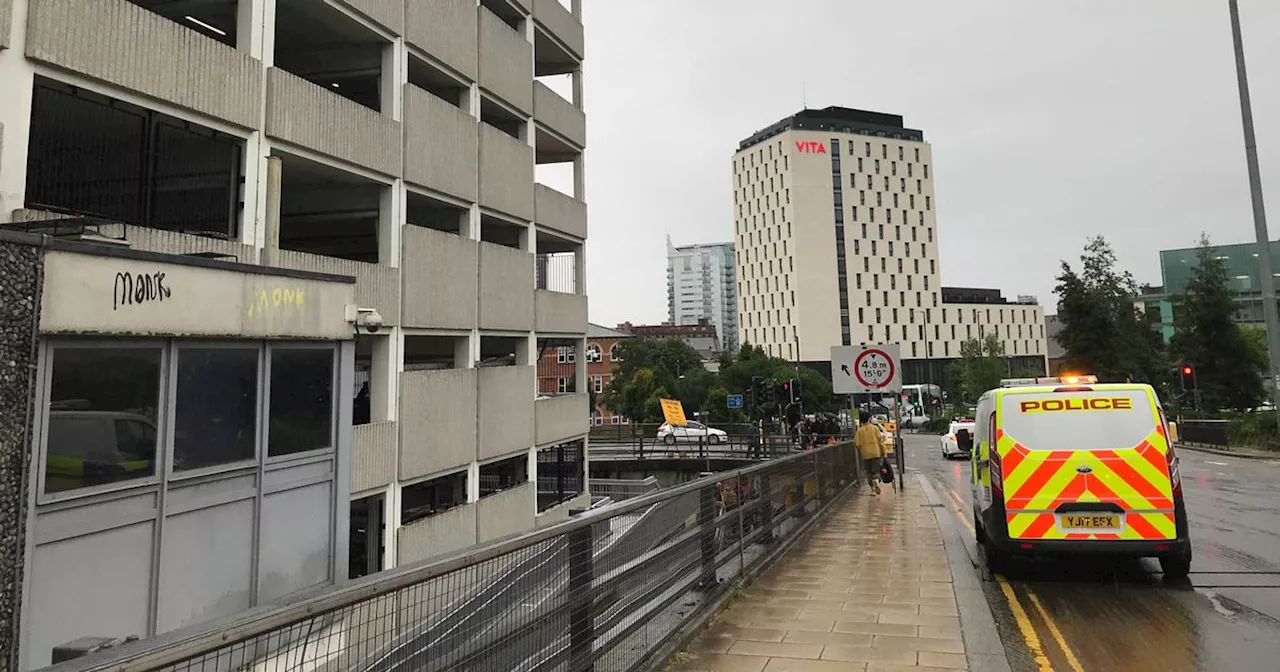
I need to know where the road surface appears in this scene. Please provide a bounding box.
[903,434,1280,672]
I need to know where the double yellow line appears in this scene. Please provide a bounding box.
[937,482,1085,672]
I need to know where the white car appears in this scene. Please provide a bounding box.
[657,421,727,445]
[940,420,976,460]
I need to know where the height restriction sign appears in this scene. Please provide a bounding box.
[830,344,902,395]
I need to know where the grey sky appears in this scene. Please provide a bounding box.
[578,0,1280,327]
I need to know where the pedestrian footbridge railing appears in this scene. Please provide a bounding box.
[41,442,863,672]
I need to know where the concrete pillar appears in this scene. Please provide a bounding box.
[453,335,472,369]
[235,0,267,58]
[370,332,399,423]
[574,243,586,296]
[261,0,278,67]
[382,483,399,570]
[382,38,405,121]
[0,0,35,223]
[467,462,481,503]
[378,181,403,267]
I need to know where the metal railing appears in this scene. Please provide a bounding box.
[1177,419,1230,448]
[588,423,852,462]
[43,441,863,672]
[587,477,661,502]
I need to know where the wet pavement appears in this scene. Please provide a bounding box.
[907,433,1280,672]
[672,482,971,671]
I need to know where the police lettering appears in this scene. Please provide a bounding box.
[1019,398,1132,413]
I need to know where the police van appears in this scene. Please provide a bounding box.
[971,376,1192,578]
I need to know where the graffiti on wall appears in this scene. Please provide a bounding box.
[246,288,306,317]
[113,271,172,310]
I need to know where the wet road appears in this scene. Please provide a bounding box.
[902,434,1280,672]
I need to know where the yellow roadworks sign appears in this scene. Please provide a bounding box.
[660,398,687,426]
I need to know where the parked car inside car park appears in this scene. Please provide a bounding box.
[941,419,975,459]
[657,421,728,445]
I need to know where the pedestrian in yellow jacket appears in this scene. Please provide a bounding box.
[854,410,886,495]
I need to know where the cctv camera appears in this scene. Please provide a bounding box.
[358,311,383,333]
[345,305,384,334]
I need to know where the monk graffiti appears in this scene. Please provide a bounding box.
[246,288,306,317]
[113,271,171,310]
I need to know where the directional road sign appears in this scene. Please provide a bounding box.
[831,344,902,395]
[726,394,744,409]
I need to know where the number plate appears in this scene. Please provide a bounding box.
[1059,514,1121,531]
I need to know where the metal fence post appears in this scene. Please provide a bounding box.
[698,485,718,589]
[568,525,595,672]
[811,452,822,507]
[760,472,775,543]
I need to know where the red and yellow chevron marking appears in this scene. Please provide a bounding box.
[998,409,1176,541]
[1006,511,1176,541]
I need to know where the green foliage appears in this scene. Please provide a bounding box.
[602,339,705,423]
[1228,413,1279,450]
[603,340,838,423]
[949,333,1006,403]
[700,385,747,424]
[1170,235,1266,411]
[717,343,836,413]
[1054,236,1168,385]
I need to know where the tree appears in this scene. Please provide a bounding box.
[602,338,710,423]
[1170,235,1265,411]
[1054,236,1167,384]
[950,334,1006,402]
[700,385,747,424]
[717,344,836,414]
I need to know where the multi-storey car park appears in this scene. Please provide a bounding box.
[0,0,588,667]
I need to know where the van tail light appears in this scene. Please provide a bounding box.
[1167,443,1182,496]
[990,445,1004,495]
[1158,407,1182,496]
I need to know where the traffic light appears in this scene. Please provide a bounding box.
[791,378,802,401]
[781,380,792,403]
[749,376,765,407]
[1179,365,1197,391]
[767,379,778,404]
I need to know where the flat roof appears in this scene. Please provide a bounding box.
[738,106,924,151]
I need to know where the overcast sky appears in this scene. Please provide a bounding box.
[576,0,1280,327]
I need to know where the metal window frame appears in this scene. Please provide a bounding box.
[263,343,339,463]
[167,342,264,480]
[35,339,172,505]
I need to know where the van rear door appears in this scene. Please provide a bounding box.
[997,387,1176,541]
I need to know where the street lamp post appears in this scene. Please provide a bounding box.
[1228,0,1280,421]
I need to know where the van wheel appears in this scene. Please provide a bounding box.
[974,512,987,544]
[1160,551,1192,580]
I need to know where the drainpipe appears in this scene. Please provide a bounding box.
[263,155,282,266]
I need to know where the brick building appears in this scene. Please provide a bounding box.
[538,324,633,424]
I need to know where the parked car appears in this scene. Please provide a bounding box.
[940,419,976,459]
[657,421,728,445]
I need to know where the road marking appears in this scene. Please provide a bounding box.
[1206,460,1228,466]
[936,482,975,535]
[996,576,1055,671]
[1026,589,1086,672]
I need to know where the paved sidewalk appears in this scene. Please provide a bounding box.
[671,485,968,672]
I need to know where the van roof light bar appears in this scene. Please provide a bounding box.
[1000,375,1098,388]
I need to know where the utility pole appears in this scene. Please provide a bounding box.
[1228,0,1280,421]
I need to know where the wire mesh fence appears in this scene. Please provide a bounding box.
[588,423,853,462]
[45,442,862,672]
